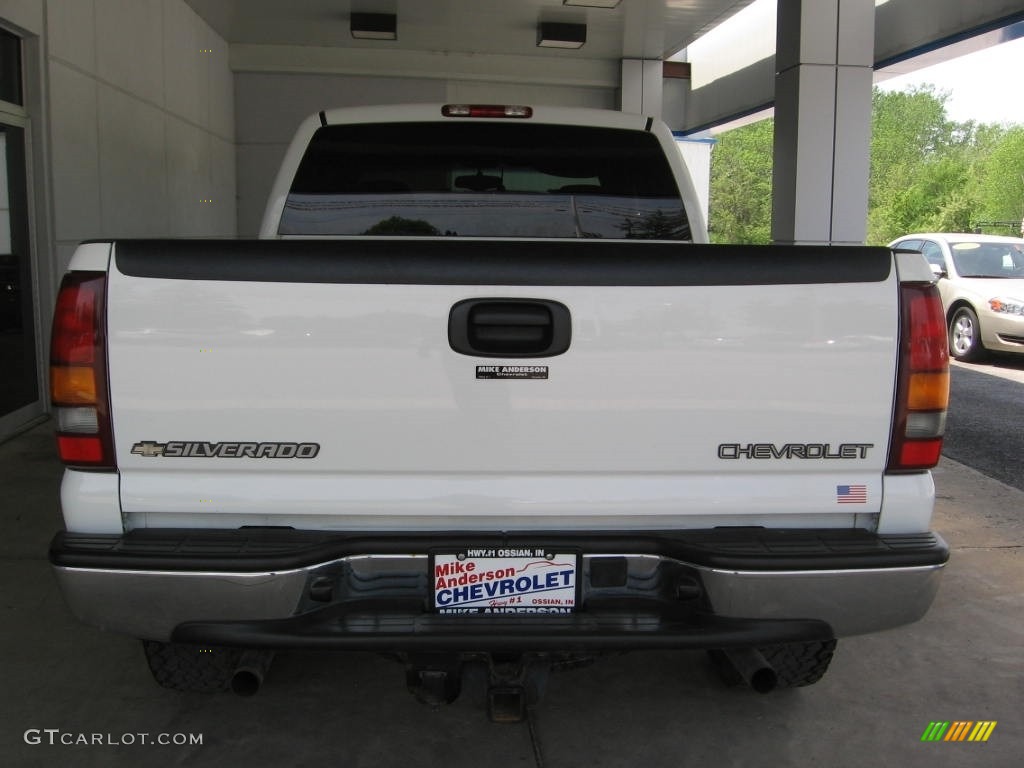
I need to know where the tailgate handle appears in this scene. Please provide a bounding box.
[449,299,571,358]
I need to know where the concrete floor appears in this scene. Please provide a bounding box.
[1,421,1021,767]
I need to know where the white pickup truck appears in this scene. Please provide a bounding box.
[48,104,950,717]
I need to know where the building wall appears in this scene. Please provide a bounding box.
[46,0,235,278]
[0,0,234,437]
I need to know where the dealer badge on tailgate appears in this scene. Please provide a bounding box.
[433,549,578,614]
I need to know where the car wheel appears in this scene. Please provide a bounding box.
[949,306,986,362]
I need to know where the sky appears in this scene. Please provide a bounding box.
[689,3,1024,134]
[875,36,1024,126]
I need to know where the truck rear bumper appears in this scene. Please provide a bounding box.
[50,528,947,646]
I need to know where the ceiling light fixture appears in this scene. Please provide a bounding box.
[350,12,397,41]
[563,0,621,8]
[537,22,587,49]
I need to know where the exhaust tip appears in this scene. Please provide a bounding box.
[748,666,778,694]
[720,647,778,694]
[230,650,274,697]
[231,668,262,697]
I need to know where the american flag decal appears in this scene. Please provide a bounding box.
[836,484,867,503]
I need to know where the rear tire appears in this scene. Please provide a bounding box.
[758,639,837,688]
[143,640,242,693]
[708,640,837,690]
[949,306,986,362]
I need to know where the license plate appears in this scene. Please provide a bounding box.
[432,548,578,614]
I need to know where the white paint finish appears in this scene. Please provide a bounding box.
[45,0,97,73]
[60,469,122,533]
[676,139,713,227]
[95,0,165,104]
[119,472,876,530]
[97,86,169,237]
[47,61,101,242]
[106,252,899,528]
[67,241,111,271]
[877,472,936,534]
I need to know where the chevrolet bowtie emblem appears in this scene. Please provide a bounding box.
[131,441,166,457]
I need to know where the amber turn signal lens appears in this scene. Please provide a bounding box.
[907,371,950,411]
[50,366,97,405]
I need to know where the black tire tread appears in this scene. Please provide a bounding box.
[758,639,837,688]
[142,640,241,693]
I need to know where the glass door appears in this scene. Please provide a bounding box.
[0,120,42,437]
[0,23,44,440]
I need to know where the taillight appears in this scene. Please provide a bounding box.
[888,282,949,471]
[441,104,533,119]
[50,272,115,470]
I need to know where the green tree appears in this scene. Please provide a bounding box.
[878,154,974,237]
[707,84,1018,245]
[708,119,773,244]
[977,127,1024,230]
[867,85,975,243]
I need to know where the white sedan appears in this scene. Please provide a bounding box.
[889,233,1024,362]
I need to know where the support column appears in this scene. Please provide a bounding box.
[771,0,874,245]
[620,59,662,117]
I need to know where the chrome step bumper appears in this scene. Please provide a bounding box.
[50,528,947,643]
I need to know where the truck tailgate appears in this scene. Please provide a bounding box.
[106,239,897,531]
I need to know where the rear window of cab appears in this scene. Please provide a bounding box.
[280,122,691,241]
